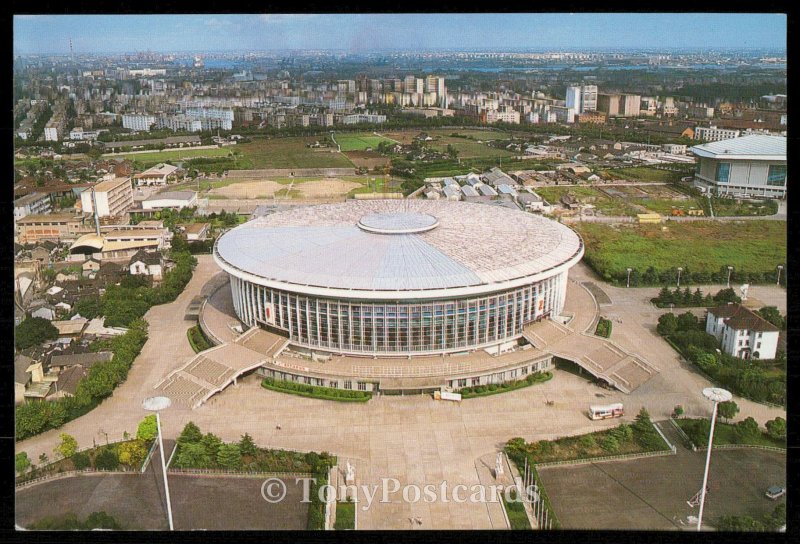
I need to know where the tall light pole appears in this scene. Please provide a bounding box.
[776,265,783,287]
[677,267,683,288]
[143,396,174,531]
[696,387,732,531]
[726,266,733,288]
[626,268,632,288]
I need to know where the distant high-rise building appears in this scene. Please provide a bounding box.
[565,86,582,113]
[580,85,598,113]
[566,85,597,114]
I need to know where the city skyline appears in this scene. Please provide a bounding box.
[14,13,787,55]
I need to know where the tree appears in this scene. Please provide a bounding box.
[15,317,59,350]
[136,415,158,442]
[717,400,739,423]
[692,288,704,305]
[656,313,678,336]
[217,443,242,469]
[733,417,760,443]
[54,433,78,460]
[765,417,786,440]
[201,432,223,459]
[175,442,212,468]
[177,421,203,446]
[94,448,120,470]
[600,435,620,453]
[118,440,148,467]
[239,433,258,457]
[756,306,784,330]
[676,312,697,331]
[72,451,91,470]
[656,286,672,304]
[15,452,31,475]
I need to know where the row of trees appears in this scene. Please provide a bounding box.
[15,319,149,440]
[652,287,740,308]
[657,312,786,405]
[584,262,787,288]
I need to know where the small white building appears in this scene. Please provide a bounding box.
[142,191,197,211]
[128,250,163,280]
[705,303,780,360]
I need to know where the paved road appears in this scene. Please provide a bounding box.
[15,256,786,529]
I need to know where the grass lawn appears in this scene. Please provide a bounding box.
[638,197,705,215]
[237,137,354,169]
[602,167,688,183]
[334,501,356,530]
[334,133,395,152]
[675,418,785,449]
[502,491,531,530]
[574,220,786,280]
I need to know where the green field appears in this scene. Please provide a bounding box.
[430,128,511,140]
[102,147,236,168]
[430,137,516,159]
[575,220,787,284]
[334,134,395,152]
[602,167,688,183]
[236,137,354,169]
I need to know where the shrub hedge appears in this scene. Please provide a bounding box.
[261,377,372,402]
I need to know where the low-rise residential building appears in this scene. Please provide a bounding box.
[128,250,164,280]
[14,192,52,221]
[16,213,93,244]
[134,163,180,186]
[181,222,211,241]
[706,303,780,360]
[691,134,787,199]
[694,125,741,142]
[79,176,134,218]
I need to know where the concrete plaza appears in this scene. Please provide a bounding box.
[15,256,787,529]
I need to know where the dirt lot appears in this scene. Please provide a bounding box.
[209,177,363,200]
[298,178,362,198]
[344,150,391,170]
[538,425,785,530]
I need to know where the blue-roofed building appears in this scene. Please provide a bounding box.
[690,134,786,199]
[497,184,518,197]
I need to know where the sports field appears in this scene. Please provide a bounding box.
[334,133,395,152]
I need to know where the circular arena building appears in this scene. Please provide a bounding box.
[213,200,583,357]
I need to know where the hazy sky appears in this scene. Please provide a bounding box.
[14,13,787,54]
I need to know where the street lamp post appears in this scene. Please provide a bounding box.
[626,268,632,288]
[677,267,683,288]
[696,387,732,531]
[726,266,733,288]
[143,396,174,531]
[776,265,783,287]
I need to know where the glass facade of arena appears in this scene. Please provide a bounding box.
[229,272,568,355]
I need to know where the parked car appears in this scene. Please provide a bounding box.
[765,485,785,500]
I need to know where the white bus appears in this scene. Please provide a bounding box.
[589,403,624,420]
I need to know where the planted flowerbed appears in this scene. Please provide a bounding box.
[459,371,552,399]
